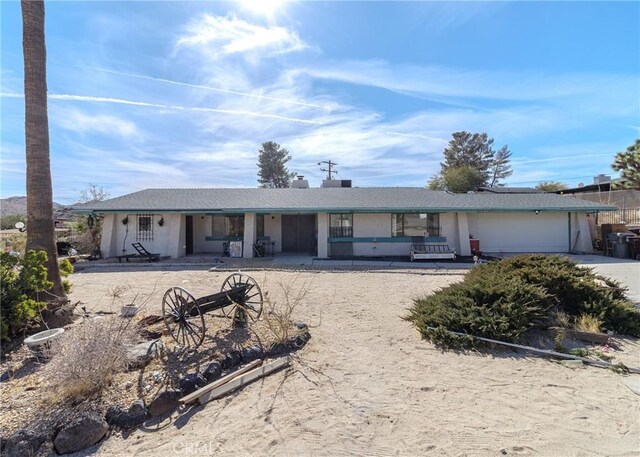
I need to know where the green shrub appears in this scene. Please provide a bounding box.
[408,254,640,348]
[58,258,74,294]
[0,250,52,341]
[58,258,74,277]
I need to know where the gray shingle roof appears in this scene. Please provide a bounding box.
[72,187,617,213]
[475,187,542,194]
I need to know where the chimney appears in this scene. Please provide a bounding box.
[593,174,611,185]
[291,175,309,189]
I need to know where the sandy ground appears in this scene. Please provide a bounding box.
[65,266,640,457]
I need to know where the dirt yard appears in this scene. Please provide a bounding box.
[60,266,640,456]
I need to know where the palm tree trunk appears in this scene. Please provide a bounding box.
[21,0,66,301]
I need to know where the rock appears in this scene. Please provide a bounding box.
[148,389,182,417]
[267,342,289,356]
[6,428,47,457]
[105,400,147,429]
[105,405,126,425]
[560,360,584,369]
[293,320,308,330]
[0,371,10,383]
[151,371,162,383]
[126,400,147,427]
[220,350,242,370]
[126,340,164,369]
[179,373,207,396]
[202,361,222,382]
[53,412,108,454]
[291,331,311,349]
[242,345,263,363]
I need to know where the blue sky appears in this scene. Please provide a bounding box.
[1,0,639,204]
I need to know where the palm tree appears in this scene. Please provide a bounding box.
[21,0,65,301]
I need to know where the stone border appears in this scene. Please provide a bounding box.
[2,327,311,456]
[149,325,311,417]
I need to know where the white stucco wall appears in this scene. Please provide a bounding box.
[104,213,179,258]
[193,215,213,254]
[100,214,118,258]
[99,210,593,258]
[317,212,329,258]
[475,212,569,253]
[572,212,594,253]
[440,213,458,248]
[352,213,395,256]
[264,214,282,253]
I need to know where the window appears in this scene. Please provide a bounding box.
[330,213,353,237]
[392,213,440,237]
[211,215,245,237]
[137,214,154,241]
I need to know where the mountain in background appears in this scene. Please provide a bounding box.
[0,196,72,220]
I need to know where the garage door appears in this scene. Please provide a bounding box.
[475,213,568,253]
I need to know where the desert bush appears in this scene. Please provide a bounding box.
[575,314,603,333]
[58,258,74,294]
[58,258,73,276]
[262,275,310,345]
[0,251,51,341]
[1,232,26,254]
[45,316,137,400]
[408,254,640,348]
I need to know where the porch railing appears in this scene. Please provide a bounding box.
[330,226,353,238]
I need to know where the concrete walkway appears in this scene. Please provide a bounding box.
[566,254,640,302]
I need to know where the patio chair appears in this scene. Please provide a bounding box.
[131,242,162,262]
[253,241,266,257]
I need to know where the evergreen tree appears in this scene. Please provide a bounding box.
[257,141,296,188]
[430,131,512,192]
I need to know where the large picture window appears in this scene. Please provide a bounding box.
[392,213,440,237]
[137,214,154,241]
[330,213,353,237]
[211,215,245,237]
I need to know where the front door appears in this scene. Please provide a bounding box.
[185,216,193,255]
[281,214,316,253]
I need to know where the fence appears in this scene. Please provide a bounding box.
[597,208,640,226]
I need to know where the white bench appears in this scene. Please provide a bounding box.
[410,244,457,261]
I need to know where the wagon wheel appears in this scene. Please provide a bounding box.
[162,287,206,348]
[220,273,264,323]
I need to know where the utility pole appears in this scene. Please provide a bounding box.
[318,160,338,180]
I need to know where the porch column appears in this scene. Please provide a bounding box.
[317,212,329,258]
[574,212,594,254]
[167,214,185,259]
[457,212,471,256]
[100,214,117,258]
[243,212,257,258]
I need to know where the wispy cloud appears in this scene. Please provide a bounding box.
[175,14,307,60]
[90,67,332,110]
[0,93,321,125]
[2,5,636,202]
[54,107,138,138]
[294,60,638,107]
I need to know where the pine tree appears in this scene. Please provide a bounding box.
[257,141,296,188]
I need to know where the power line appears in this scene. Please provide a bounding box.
[318,160,338,180]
